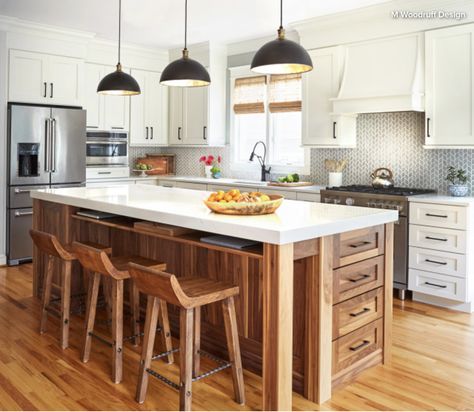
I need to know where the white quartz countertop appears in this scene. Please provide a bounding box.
[408,194,474,206]
[31,185,397,245]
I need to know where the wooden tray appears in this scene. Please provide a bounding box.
[135,154,176,175]
[268,181,314,187]
[133,221,196,236]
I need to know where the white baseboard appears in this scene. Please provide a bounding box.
[0,254,6,266]
[413,292,474,313]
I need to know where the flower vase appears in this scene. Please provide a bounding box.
[328,172,343,187]
[204,165,213,179]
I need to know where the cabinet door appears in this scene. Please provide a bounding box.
[425,24,474,146]
[84,63,104,129]
[9,50,48,104]
[169,88,184,144]
[302,46,356,147]
[183,86,208,145]
[145,71,167,145]
[129,69,148,145]
[103,65,130,131]
[48,55,83,106]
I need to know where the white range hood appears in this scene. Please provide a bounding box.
[332,33,424,114]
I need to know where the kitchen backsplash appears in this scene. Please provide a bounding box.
[130,112,474,193]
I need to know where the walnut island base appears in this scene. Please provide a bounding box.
[31,185,397,411]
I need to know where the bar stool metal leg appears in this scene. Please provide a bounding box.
[40,255,54,334]
[112,279,124,384]
[222,296,246,405]
[160,300,174,364]
[136,295,160,404]
[180,308,194,412]
[60,260,72,349]
[82,272,101,363]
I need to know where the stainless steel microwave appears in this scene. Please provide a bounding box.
[86,131,128,166]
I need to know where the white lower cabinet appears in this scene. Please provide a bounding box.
[408,200,473,311]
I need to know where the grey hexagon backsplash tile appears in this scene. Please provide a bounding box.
[130,112,474,193]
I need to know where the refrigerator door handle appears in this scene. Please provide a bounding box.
[14,210,34,217]
[51,118,57,172]
[45,118,51,172]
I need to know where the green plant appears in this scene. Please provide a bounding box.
[446,166,469,185]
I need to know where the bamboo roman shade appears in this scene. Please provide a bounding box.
[268,74,302,113]
[233,75,266,114]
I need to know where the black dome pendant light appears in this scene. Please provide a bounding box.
[97,0,140,95]
[251,0,313,75]
[160,0,210,87]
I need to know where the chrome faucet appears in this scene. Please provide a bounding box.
[249,141,271,182]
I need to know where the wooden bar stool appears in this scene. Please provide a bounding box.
[30,229,111,350]
[129,263,245,411]
[72,241,174,384]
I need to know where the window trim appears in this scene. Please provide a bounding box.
[229,65,310,175]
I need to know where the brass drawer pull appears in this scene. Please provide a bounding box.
[425,258,447,265]
[349,340,370,351]
[349,241,371,248]
[350,307,371,317]
[348,274,370,283]
[424,281,447,289]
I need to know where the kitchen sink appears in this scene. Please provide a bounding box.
[232,180,268,186]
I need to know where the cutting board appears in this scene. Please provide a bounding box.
[134,221,196,236]
[268,181,314,187]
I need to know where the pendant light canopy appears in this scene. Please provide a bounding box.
[97,0,140,95]
[251,0,313,75]
[160,0,210,87]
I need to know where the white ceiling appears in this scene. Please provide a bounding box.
[0,0,392,49]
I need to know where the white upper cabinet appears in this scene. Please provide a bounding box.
[302,46,357,147]
[130,69,167,146]
[84,63,130,131]
[9,49,83,106]
[183,86,209,145]
[425,24,474,147]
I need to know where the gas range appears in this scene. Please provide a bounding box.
[320,185,436,297]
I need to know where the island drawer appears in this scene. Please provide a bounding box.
[332,318,383,376]
[333,225,385,268]
[408,269,467,301]
[410,202,467,230]
[409,224,466,254]
[409,246,466,278]
[333,255,384,304]
[333,288,383,339]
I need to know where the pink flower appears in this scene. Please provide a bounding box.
[217,155,222,163]
[199,155,206,163]
[208,155,215,162]
[205,159,213,166]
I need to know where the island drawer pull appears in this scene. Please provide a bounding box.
[425,236,448,242]
[349,340,370,351]
[425,258,447,265]
[350,307,371,317]
[349,241,371,248]
[348,274,371,283]
[424,281,447,289]
[425,213,448,218]
[98,171,112,175]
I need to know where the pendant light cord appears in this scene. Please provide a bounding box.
[118,0,122,64]
[279,0,283,29]
[184,0,188,51]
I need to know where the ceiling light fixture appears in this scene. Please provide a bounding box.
[97,0,141,95]
[160,0,211,87]
[251,0,313,75]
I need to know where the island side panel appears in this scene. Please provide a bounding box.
[262,242,294,411]
[383,222,394,364]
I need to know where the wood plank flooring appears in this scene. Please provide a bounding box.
[0,264,473,411]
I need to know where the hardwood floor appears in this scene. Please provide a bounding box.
[0,264,473,411]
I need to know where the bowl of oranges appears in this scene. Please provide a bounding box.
[204,189,283,215]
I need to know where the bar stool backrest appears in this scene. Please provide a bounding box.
[30,229,74,261]
[129,263,193,309]
[72,241,128,280]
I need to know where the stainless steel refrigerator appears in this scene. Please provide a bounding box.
[7,103,86,265]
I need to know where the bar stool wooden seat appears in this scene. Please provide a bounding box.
[129,263,245,411]
[29,229,111,350]
[72,241,173,384]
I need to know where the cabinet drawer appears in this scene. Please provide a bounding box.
[410,202,467,230]
[333,255,384,304]
[409,224,466,254]
[296,192,321,202]
[408,269,467,301]
[409,246,466,278]
[333,225,385,268]
[332,318,383,375]
[333,288,383,339]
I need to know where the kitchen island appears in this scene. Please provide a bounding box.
[31,184,397,410]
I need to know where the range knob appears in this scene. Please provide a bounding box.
[345,197,354,206]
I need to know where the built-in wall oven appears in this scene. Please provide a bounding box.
[86,131,128,167]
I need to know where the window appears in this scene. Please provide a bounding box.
[230,66,307,173]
